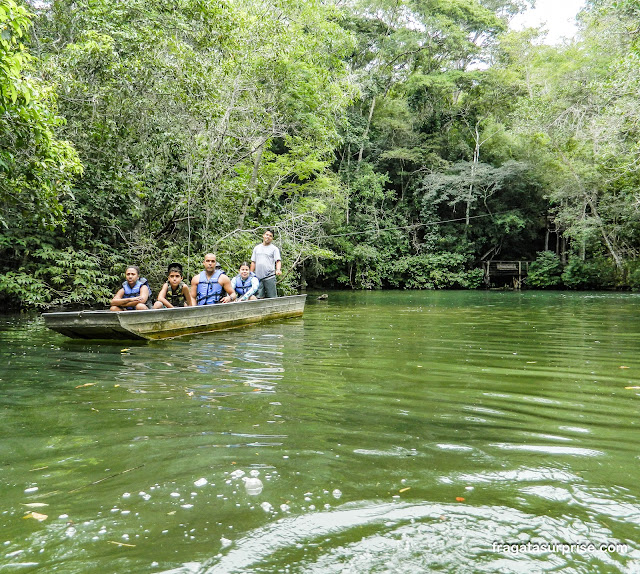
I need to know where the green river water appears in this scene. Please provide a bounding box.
[0,290,639,573]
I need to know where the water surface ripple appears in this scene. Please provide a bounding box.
[0,291,639,573]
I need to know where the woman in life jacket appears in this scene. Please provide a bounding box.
[230,262,259,302]
[110,266,153,311]
[153,263,194,308]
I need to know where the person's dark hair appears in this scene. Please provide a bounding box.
[264,228,274,236]
[126,265,140,275]
[167,262,183,275]
[239,261,250,268]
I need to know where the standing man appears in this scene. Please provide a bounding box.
[191,253,235,305]
[251,229,281,299]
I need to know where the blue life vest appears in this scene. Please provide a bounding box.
[234,273,256,297]
[122,278,152,309]
[196,270,224,305]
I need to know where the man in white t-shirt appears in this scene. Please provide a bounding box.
[250,229,281,298]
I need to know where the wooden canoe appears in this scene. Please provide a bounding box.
[42,295,307,340]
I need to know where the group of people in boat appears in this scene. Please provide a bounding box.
[110,230,282,312]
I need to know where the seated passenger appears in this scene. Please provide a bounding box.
[153,263,194,308]
[190,253,234,305]
[110,266,152,311]
[228,261,259,302]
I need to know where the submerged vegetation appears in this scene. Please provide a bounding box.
[2,0,640,308]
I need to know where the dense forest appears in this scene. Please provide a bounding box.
[1,0,640,309]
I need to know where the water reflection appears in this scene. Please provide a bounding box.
[1,293,639,573]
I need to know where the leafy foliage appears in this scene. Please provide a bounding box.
[561,257,619,290]
[390,253,484,289]
[0,242,120,309]
[526,251,563,288]
[0,0,81,230]
[3,0,640,309]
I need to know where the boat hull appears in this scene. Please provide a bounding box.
[42,295,307,340]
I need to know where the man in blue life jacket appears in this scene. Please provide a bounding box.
[190,253,235,305]
[110,265,152,311]
[250,229,281,298]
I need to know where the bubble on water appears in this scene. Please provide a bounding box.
[64,526,76,538]
[220,537,232,549]
[58,514,69,520]
[244,478,263,496]
[230,470,245,480]
[122,492,131,498]
[194,478,208,487]
[98,527,107,535]
[260,502,273,513]
[332,489,342,499]
[24,487,38,493]
[122,534,129,541]
[181,504,194,509]
[250,470,260,478]
[309,505,316,511]
[142,494,151,501]
[170,492,181,498]
[304,497,311,502]
[280,504,290,512]
[121,510,130,515]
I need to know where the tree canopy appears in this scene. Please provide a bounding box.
[1,0,639,309]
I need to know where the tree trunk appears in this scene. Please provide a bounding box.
[237,141,264,229]
[544,228,549,251]
[587,197,623,268]
[467,124,480,226]
[357,97,376,165]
